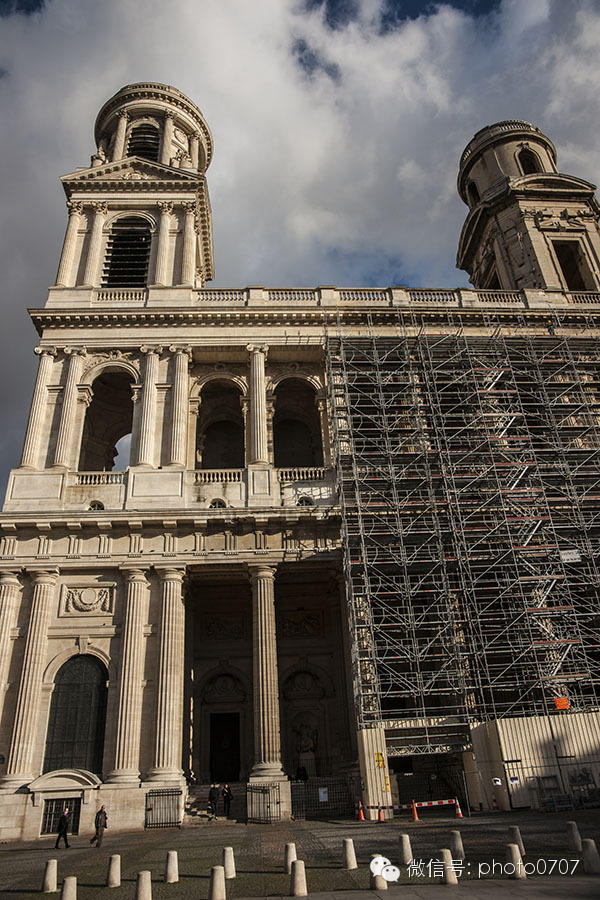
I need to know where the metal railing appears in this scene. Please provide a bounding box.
[145,789,182,828]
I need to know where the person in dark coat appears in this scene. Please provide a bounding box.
[222,783,233,818]
[90,805,107,847]
[208,783,219,820]
[55,808,70,849]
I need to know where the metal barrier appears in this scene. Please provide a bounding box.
[291,777,355,820]
[145,789,182,828]
[246,782,281,823]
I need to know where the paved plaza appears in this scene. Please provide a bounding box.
[1,809,599,898]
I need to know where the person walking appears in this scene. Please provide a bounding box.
[90,805,108,847]
[208,783,220,820]
[55,808,70,849]
[222,783,233,818]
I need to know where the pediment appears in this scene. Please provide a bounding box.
[510,173,597,195]
[62,157,200,190]
[29,769,102,791]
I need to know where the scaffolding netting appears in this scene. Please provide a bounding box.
[326,310,600,755]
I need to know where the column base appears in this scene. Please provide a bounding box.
[0,773,32,791]
[249,762,287,780]
[145,767,184,783]
[105,769,141,785]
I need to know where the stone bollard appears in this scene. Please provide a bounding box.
[285,842,297,875]
[208,865,226,900]
[107,855,121,888]
[290,859,308,897]
[449,830,464,861]
[135,870,152,900]
[506,843,526,880]
[399,833,413,866]
[582,839,600,874]
[60,876,77,900]
[165,850,179,883]
[42,859,58,893]
[223,846,236,879]
[343,837,358,870]
[440,849,458,885]
[567,821,582,853]
[369,871,388,891]
[508,824,525,856]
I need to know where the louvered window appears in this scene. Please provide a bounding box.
[127,123,160,161]
[102,216,151,286]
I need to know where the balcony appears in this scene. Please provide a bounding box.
[3,466,337,513]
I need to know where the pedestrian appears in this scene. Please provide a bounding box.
[55,807,70,849]
[90,804,108,847]
[208,783,220,820]
[222,783,233,818]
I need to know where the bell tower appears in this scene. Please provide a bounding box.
[55,82,214,293]
[457,120,600,292]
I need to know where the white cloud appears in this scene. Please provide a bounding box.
[0,0,599,484]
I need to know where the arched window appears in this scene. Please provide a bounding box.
[518,147,542,175]
[197,381,245,469]
[466,180,480,206]
[79,370,134,472]
[102,216,151,287]
[127,123,160,162]
[43,655,108,775]
[209,498,227,509]
[273,379,323,468]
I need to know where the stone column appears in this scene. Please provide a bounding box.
[249,564,285,778]
[112,110,129,161]
[154,202,173,285]
[247,345,269,464]
[0,572,21,702]
[53,349,86,469]
[56,202,84,287]
[167,347,190,467]
[83,202,108,286]
[180,203,196,286]
[134,347,161,467]
[316,395,331,467]
[147,568,186,781]
[107,568,149,783]
[189,133,200,169]
[20,347,56,469]
[160,112,175,165]
[2,570,58,787]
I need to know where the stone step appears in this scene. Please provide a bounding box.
[185,783,246,824]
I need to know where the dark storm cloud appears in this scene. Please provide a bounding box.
[0,0,598,492]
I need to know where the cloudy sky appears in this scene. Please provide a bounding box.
[0,0,599,488]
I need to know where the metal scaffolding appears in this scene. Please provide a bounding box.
[326,309,600,755]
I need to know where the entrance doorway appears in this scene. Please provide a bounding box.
[210,712,240,782]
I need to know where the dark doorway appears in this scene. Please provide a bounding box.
[210,713,240,782]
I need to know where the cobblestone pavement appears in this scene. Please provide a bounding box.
[1,809,599,898]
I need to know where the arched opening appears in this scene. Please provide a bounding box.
[196,380,244,469]
[273,379,323,468]
[518,147,542,175]
[79,370,134,471]
[466,180,480,206]
[102,216,151,287]
[127,123,160,162]
[43,655,108,776]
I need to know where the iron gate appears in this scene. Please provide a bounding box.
[246,782,281,823]
[41,798,81,835]
[145,789,182,828]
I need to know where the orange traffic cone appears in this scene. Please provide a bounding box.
[454,797,463,819]
[358,801,365,822]
[378,806,384,823]
[411,800,419,822]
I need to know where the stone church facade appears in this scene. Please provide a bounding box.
[0,84,599,839]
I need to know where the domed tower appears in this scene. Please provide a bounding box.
[457,120,600,292]
[55,82,214,291]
